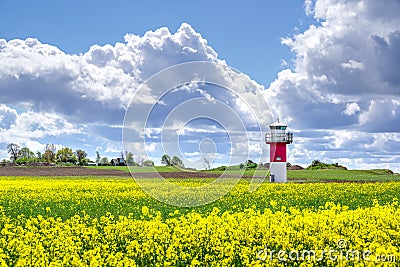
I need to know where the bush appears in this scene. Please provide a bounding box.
[214,166,227,171]
[142,160,154,167]
[15,157,38,165]
[77,158,89,166]
[306,160,347,170]
[245,160,258,170]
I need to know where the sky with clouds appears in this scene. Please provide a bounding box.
[0,0,399,171]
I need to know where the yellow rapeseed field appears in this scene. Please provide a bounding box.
[0,177,399,266]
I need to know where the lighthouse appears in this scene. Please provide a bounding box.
[265,120,293,182]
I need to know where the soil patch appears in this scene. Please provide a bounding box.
[0,166,131,177]
[0,166,263,179]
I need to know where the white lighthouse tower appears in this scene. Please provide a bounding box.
[265,120,293,182]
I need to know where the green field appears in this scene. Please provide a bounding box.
[288,169,400,182]
[88,165,400,182]
[207,168,400,181]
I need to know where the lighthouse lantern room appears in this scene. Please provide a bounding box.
[265,120,293,182]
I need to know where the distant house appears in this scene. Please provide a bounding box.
[111,158,126,166]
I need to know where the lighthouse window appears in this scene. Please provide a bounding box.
[276,156,281,161]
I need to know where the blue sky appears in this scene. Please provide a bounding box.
[1,0,400,171]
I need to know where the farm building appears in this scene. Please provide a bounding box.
[111,158,126,166]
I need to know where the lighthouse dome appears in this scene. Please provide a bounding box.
[269,120,287,130]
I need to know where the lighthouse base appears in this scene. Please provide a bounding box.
[270,162,287,183]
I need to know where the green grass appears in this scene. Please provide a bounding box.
[86,165,400,182]
[203,168,400,182]
[287,169,400,182]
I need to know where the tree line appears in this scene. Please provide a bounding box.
[5,143,89,165]
[161,154,185,168]
[4,143,155,167]
[4,143,207,169]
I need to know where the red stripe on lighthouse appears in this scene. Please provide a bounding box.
[269,143,287,162]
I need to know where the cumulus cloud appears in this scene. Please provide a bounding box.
[0,23,225,159]
[0,23,270,166]
[343,102,360,116]
[267,0,400,171]
[1,11,399,171]
[0,23,221,123]
[359,99,400,132]
[0,107,82,144]
[269,0,400,131]
[341,60,364,70]
[0,104,17,129]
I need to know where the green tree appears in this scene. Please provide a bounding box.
[245,159,257,169]
[311,159,321,167]
[36,151,42,160]
[142,160,154,167]
[56,147,77,164]
[1,159,10,164]
[18,147,35,159]
[161,154,172,166]
[100,157,109,166]
[43,144,56,162]
[171,156,184,168]
[126,152,134,164]
[96,151,101,164]
[7,143,20,162]
[75,149,88,166]
[43,150,55,162]
[15,147,37,164]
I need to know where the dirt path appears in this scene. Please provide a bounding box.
[0,166,131,177]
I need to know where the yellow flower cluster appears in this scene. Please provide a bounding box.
[1,177,400,218]
[0,202,399,266]
[0,177,399,266]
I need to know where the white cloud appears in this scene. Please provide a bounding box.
[0,104,17,128]
[0,23,228,161]
[1,22,275,166]
[0,23,221,122]
[0,105,81,144]
[341,60,364,70]
[343,102,360,116]
[269,0,400,131]
[304,0,314,16]
[359,99,400,132]
[284,128,400,172]
[1,13,399,171]
[184,151,201,157]
[24,140,47,153]
[264,0,400,170]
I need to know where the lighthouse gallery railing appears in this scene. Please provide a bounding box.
[265,132,293,144]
